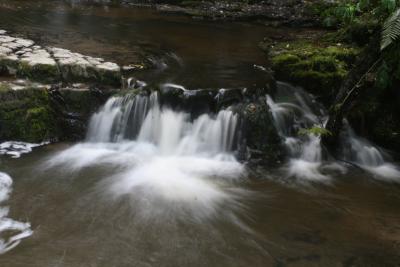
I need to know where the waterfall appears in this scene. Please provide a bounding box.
[266,82,331,182]
[340,124,400,180]
[86,92,239,155]
[86,93,155,142]
[266,82,400,182]
[46,91,245,220]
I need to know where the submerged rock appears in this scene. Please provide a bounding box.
[0,30,122,86]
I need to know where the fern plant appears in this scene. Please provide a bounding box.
[381,7,400,49]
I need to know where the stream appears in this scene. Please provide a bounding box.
[0,1,400,266]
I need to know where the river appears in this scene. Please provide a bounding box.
[0,1,400,266]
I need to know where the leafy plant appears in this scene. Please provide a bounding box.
[298,126,333,137]
[335,3,357,23]
[381,7,400,49]
[376,60,391,88]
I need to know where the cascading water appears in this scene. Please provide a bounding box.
[266,82,334,182]
[86,92,239,154]
[46,91,246,220]
[340,123,400,180]
[266,82,400,182]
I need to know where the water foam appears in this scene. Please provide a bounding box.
[46,92,246,220]
[266,82,400,183]
[0,141,48,158]
[266,83,331,182]
[341,126,400,182]
[0,172,33,254]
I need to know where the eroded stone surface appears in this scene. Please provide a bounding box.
[0,30,122,86]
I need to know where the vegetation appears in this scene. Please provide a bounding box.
[0,88,59,142]
[318,0,400,153]
[269,41,359,103]
[298,126,333,137]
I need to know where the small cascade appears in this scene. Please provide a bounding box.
[341,124,400,181]
[0,172,33,254]
[266,82,400,182]
[47,90,245,220]
[266,82,331,182]
[86,91,239,155]
[87,93,156,142]
[122,77,147,90]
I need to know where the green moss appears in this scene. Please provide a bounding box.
[0,83,11,92]
[0,88,59,142]
[17,61,60,83]
[0,57,19,75]
[270,40,359,102]
[272,54,301,65]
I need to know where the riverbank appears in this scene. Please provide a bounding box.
[120,0,328,26]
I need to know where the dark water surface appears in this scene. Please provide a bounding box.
[0,0,298,88]
[0,1,400,267]
[1,144,400,266]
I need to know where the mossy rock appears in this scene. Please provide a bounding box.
[269,40,359,104]
[96,69,122,87]
[238,100,283,164]
[0,88,59,142]
[0,83,11,93]
[0,56,20,75]
[17,61,61,83]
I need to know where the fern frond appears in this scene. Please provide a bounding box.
[381,8,400,50]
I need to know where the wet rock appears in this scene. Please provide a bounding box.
[182,89,217,115]
[266,40,359,105]
[0,30,122,86]
[237,98,283,164]
[0,81,117,143]
[215,88,243,108]
[18,48,59,83]
[157,83,185,110]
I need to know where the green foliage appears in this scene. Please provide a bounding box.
[0,88,58,142]
[376,60,391,88]
[0,83,11,92]
[321,0,399,28]
[380,0,397,13]
[298,126,333,137]
[270,41,359,98]
[381,7,400,49]
[335,3,357,23]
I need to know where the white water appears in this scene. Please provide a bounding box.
[47,92,246,220]
[0,141,49,158]
[0,172,33,254]
[266,82,400,183]
[266,83,333,182]
[341,125,400,181]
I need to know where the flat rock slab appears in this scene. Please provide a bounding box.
[0,30,122,86]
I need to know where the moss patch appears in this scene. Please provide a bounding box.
[0,88,59,142]
[268,40,359,103]
[0,83,11,93]
[17,61,61,83]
